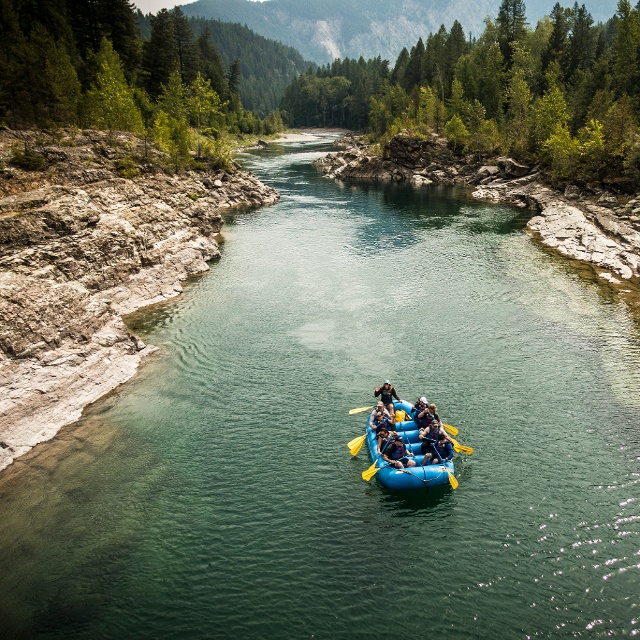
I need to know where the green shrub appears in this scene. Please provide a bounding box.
[10,148,45,170]
[115,157,138,178]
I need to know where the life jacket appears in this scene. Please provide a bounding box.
[434,440,452,460]
[424,424,439,441]
[372,415,389,432]
[415,409,433,429]
[388,441,405,460]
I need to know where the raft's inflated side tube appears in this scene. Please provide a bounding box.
[365,400,454,490]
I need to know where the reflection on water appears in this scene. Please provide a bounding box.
[1,136,639,639]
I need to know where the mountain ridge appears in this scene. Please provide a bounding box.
[180,0,619,64]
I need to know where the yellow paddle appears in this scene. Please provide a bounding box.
[348,434,367,456]
[443,423,459,436]
[348,405,374,415]
[446,468,459,489]
[362,460,381,481]
[449,435,473,455]
[347,434,366,449]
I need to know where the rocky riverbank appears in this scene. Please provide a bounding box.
[315,133,640,286]
[0,129,278,472]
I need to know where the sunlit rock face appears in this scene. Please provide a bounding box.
[0,129,279,471]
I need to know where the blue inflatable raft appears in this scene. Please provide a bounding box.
[365,400,455,490]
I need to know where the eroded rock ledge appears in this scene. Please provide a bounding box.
[314,133,640,286]
[0,129,279,471]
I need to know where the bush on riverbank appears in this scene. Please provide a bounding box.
[282,0,640,191]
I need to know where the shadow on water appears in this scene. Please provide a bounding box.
[377,483,454,512]
[333,180,530,257]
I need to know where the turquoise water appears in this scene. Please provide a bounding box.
[0,136,639,638]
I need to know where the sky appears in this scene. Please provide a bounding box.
[133,0,267,14]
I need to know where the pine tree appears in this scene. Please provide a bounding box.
[196,27,229,101]
[563,3,596,80]
[171,7,198,85]
[227,58,242,112]
[541,3,571,75]
[496,0,528,67]
[391,47,410,88]
[25,25,81,126]
[158,71,188,122]
[611,0,640,95]
[142,9,179,99]
[445,21,467,86]
[0,0,31,126]
[98,0,141,79]
[85,38,143,133]
[532,70,569,145]
[404,39,425,91]
[189,72,223,156]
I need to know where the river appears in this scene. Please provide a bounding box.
[0,135,638,638]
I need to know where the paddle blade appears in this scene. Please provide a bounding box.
[451,439,473,455]
[362,462,380,482]
[348,405,374,415]
[450,436,474,455]
[347,434,366,449]
[447,470,459,490]
[349,438,366,456]
[443,423,459,436]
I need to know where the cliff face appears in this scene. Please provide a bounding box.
[315,133,640,288]
[0,129,279,471]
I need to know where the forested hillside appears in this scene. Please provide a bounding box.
[281,0,640,190]
[0,0,286,172]
[137,14,314,116]
[181,0,618,64]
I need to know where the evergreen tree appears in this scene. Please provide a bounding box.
[404,39,424,91]
[496,0,528,66]
[85,38,143,133]
[25,24,81,126]
[227,58,242,112]
[152,109,192,172]
[445,21,467,86]
[171,7,198,85]
[611,0,640,95]
[142,9,179,99]
[158,71,188,122]
[98,0,141,78]
[196,27,229,101]
[0,0,31,126]
[391,47,410,88]
[563,3,596,80]
[541,3,571,75]
[189,72,223,156]
[532,69,569,145]
[477,41,505,119]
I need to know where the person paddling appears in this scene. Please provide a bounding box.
[374,380,400,417]
[418,420,450,455]
[382,434,416,469]
[412,396,432,429]
[422,434,453,466]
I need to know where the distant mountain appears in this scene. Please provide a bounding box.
[189,18,315,116]
[137,12,315,115]
[180,0,620,64]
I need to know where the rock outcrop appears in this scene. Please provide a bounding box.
[314,132,640,286]
[0,129,279,471]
